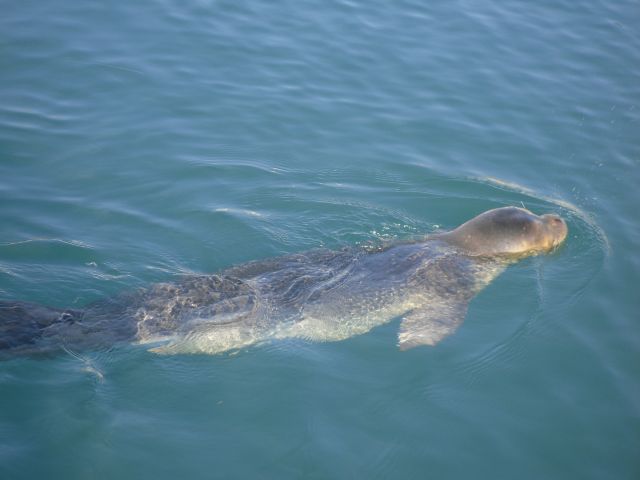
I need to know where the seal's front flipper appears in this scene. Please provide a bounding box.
[397,300,469,350]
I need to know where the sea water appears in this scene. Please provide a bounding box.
[1,1,638,478]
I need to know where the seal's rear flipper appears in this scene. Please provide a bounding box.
[0,301,82,356]
[397,300,469,350]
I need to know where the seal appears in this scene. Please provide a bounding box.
[0,207,567,358]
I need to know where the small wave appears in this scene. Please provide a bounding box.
[62,345,105,383]
[214,207,265,218]
[0,238,92,249]
[0,238,97,266]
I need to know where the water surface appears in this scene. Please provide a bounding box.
[1,1,638,478]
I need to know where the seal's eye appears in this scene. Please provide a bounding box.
[552,217,563,225]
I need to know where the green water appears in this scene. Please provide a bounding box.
[1,0,638,478]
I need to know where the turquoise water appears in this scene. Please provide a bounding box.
[1,0,638,478]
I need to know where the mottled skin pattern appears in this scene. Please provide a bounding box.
[0,207,567,358]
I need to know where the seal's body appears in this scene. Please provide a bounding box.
[0,207,567,357]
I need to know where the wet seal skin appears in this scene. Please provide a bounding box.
[0,207,567,358]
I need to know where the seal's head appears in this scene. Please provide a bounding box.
[443,207,568,257]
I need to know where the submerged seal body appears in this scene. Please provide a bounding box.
[0,207,567,358]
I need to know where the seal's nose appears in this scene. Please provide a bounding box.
[542,214,568,245]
